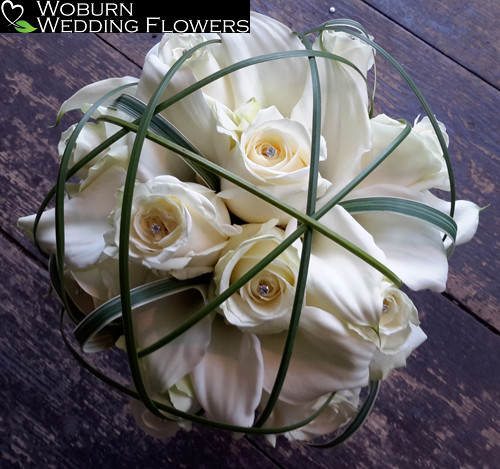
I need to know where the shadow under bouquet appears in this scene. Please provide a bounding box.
[18,12,480,446]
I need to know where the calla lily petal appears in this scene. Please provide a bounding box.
[17,164,127,269]
[260,306,374,404]
[135,286,212,392]
[307,204,385,328]
[344,184,451,291]
[56,76,138,121]
[191,316,264,427]
[218,12,309,114]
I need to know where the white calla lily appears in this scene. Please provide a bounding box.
[307,205,385,328]
[191,316,264,427]
[133,286,212,393]
[18,163,127,269]
[291,29,374,189]
[260,306,375,404]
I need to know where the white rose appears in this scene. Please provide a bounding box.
[369,323,427,380]
[218,106,331,224]
[262,388,360,445]
[105,175,238,279]
[213,219,301,334]
[349,280,420,352]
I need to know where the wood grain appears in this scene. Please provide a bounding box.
[362,0,500,90]
[0,234,279,468]
[1,0,498,466]
[248,291,500,468]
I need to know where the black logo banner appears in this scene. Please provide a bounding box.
[0,0,250,33]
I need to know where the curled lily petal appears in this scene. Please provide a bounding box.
[135,286,212,392]
[191,316,264,427]
[260,306,375,404]
[18,165,127,269]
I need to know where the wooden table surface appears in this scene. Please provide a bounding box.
[1,0,498,467]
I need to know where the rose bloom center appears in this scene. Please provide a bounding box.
[134,199,182,247]
[246,130,308,171]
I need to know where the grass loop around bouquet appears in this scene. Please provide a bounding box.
[255,31,323,427]
[307,20,456,220]
[44,81,138,324]
[37,20,461,439]
[117,38,222,420]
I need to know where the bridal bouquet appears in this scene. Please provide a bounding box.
[18,12,479,445]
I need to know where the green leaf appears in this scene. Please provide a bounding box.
[15,20,37,33]
[111,94,220,191]
[340,197,457,257]
[74,275,210,352]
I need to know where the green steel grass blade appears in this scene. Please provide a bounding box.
[155,48,368,116]
[317,120,412,217]
[117,38,221,419]
[74,275,210,352]
[340,197,457,257]
[308,21,456,219]
[61,304,338,434]
[100,115,403,287]
[49,81,137,323]
[255,31,323,428]
[111,94,219,191]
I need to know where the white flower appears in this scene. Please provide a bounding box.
[18,162,127,269]
[291,28,375,189]
[349,280,419,352]
[218,106,331,224]
[369,324,427,380]
[324,113,480,292]
[358,114,450,191]
[213,219,301,334]
[306,205,386,329]
[105,175,238,279]
[134,12,310,170]
[262,388,360,445]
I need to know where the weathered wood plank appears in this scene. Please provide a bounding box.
[0,234,279,468]
[0,33,142,261]
[248,290,500,468]
[361,0,500,89]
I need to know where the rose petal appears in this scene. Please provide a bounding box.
[191,316,264,427]
[261,388,360,442]
[358,114,449,191]
[369,323,427,380]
